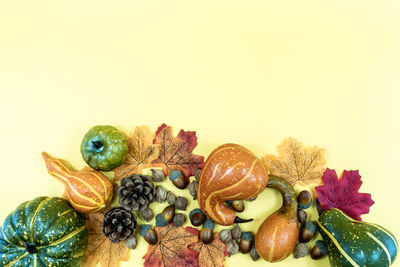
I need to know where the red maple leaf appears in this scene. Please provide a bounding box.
[143,224,199,267]
[315,168,374,221]
[151,124,204,179]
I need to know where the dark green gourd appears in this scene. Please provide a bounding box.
[318,208,398,267]
[0,196,88,267]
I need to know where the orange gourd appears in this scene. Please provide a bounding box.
[197,143,268,226]
[42,152,113,213]
[255,175,299,262]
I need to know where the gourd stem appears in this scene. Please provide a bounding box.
[234,216,253,224]
[267,175,298,216]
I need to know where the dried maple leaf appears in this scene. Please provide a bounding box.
[262,137,326,186]
[114,126,159,181]
[143,224,199,267]
[187,230,228,267]
[82,212,130,267]
[151,124,204,179]
[315,168,374,221]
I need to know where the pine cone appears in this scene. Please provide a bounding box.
[102,207,137,243]
[118,174,156,211]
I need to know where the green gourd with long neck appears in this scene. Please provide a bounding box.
[317,208,398,267]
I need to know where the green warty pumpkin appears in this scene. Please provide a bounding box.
[0,196,88,267]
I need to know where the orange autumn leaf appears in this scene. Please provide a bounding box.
[262,137,326,187]
[188,233,228,267]
[82,213,130,267]
[114,126,159,181]
[143,224,199,267]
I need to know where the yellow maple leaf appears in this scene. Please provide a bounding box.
[262,137,326,187]
[82,213,130,267]
[113,126,159,181]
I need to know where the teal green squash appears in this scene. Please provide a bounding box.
[0,197,88,267]
[80,125,128,172]
[317,208,398,267]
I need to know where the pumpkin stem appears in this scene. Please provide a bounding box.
[91,140,103,149]
[23,240,37,254]
[234,216,253,224]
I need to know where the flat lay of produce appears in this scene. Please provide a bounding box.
[0,124,397,267]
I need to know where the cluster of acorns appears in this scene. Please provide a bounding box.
[294,190,328,260]
[219,224,259,261]
[139,204,187,245]
[201,196,259,261]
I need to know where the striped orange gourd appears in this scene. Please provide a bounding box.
[42,152,113,213]
[197,143,268,226]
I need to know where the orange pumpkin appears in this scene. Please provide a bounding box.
[197,143,268,226]
[42,152,113,213]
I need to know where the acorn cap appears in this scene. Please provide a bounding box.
[240,231,254,242]
[304,221,318,233]
[169,170,182,181]
[298,199,313,209]
[155,213,169,227]
[189,208,205,218]
[203,219,215,230]
[315,240,328,255]
[139,224,152,237]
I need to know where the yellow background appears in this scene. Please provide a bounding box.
[1,1,399,266]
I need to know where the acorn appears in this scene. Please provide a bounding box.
[239,232,253,254]
[161,205,175,223]
[227,200,245,212]
[297,209,308,225]
[155,214,168,227]
[141,207,154,222]
[167,191,177,205]
[231,224,242,240]
[188,180,198,200]
[227,240,239,256]
[140,224,158,245]
[195,168,202,182]
[126,235,138,250]
[156,185,167,203]
[311,240,328,260]
[297,190,313,209]
[169,170,187,189]
[176,196,188,211]
[189,209,206,227]
[294,242,308,259]
[151,168,165,182]
[219,229,233,244]
[200,219,215,244]
[299,221,317,242]
[173,213,186,227]
[250,245,260,261]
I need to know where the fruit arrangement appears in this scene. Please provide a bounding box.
[0,124,398,267]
